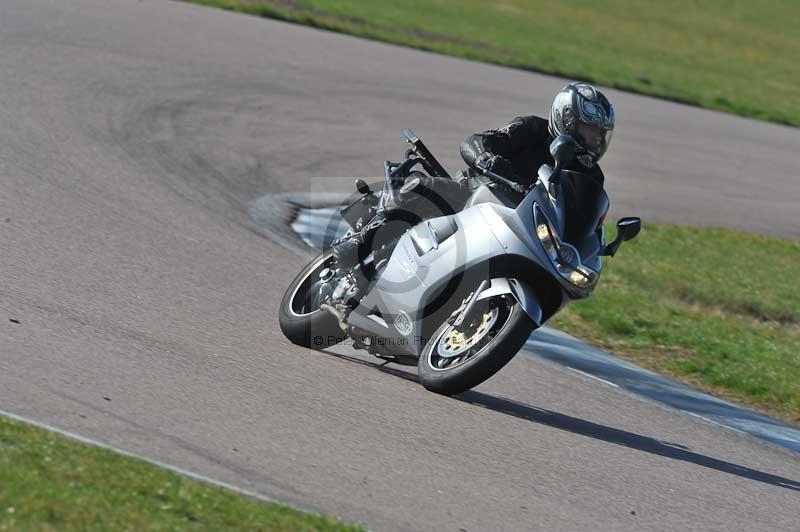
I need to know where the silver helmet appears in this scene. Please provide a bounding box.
[548,82,615,167]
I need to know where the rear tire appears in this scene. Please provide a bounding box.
[279,251,345,350]
[417,297,535,395]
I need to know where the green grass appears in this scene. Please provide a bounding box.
[550,223,800,422]
[0,416,361,532]
[184,0,800,127]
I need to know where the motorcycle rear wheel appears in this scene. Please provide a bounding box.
[417,295,535,395]
[279,251,344,350]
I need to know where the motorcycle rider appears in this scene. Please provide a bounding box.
[333,82,615,268]
[460,81,614,190]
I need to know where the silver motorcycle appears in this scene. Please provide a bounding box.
[279,129,640,395]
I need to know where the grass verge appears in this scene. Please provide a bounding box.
[182,0,800,128]
[550,223,800,423]
[0,416,361,531]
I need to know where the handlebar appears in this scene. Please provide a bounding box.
[474,159,528,194]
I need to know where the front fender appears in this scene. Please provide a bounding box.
[477,278,542,326]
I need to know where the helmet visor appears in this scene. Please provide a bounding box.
[576,122,613,156]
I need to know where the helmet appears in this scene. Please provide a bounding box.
[548,82,615,167]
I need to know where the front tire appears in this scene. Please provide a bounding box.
[417,295,535,395]
[279,251,344,350]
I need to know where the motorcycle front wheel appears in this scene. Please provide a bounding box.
[417,294,535,395]
[278,251,344,350]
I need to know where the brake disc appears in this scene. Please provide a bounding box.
[437,307,499,358]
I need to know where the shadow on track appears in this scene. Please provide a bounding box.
[320,349,800,492]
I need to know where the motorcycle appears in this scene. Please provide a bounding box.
[279,129,641,395]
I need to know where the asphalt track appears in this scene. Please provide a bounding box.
[1,1,799,531]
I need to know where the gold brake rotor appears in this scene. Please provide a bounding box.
[445,311,492,350]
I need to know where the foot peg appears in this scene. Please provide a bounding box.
[320,303,348,333]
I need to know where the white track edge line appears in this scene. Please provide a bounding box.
[566,366,620,388]
[682,410,746,434]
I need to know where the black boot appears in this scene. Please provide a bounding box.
[331,232,364,270]
[332,215,387,270]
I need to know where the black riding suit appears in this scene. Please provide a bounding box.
[406,114,606,220]
[459,114,605,189]
[396,115,605,217]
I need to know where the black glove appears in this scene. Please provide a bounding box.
[479,153,516,180]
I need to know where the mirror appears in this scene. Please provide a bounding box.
[617,217,641,241]
[549,135,577,166]
[601,216,642,256]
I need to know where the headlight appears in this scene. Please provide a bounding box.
[536,223,550,242]
[534,206,598,289]
[535,212,560,263]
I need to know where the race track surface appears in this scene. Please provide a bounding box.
[1,1,799,530]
